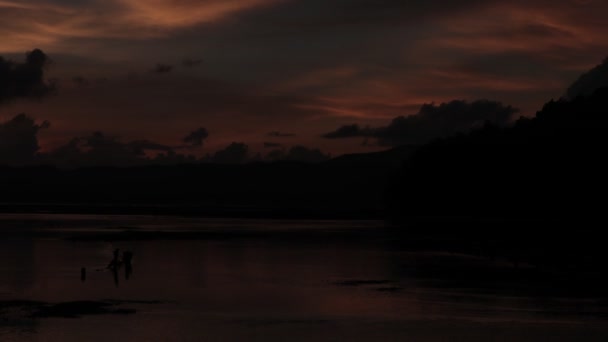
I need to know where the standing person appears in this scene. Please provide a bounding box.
[107,248,122,287]
[123,251,134,280]
[107,248,121,269]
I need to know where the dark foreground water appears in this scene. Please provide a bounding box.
[0,214,607,341]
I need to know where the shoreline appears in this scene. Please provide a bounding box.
[0,203,383,221]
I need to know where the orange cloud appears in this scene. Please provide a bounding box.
[425,69,562,92]
[0,0,280,53]
[435,3,608,57]
[117,0,281,29]
[3,0,608,157]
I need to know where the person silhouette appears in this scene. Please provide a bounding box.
[107,248,121,270]
[123,251,133,280]
[106,248,123,287]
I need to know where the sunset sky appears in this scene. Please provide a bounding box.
[1,0,607,157]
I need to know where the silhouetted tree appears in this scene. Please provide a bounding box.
[386,87,608,222]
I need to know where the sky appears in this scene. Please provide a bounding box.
[1,0,607,159]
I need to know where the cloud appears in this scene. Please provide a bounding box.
[48,131,176,167]
[18,72,356,155]
[204,142,249,164]
[284,145,330,163]
[129,139,174,153]
[49,131,144,167]
[0,49,53,104]
[266,145,330,163]
[0,113,50,165]
[265,149,285,161]
[0,112,205,167]
[267,131,296,137]
[566,57,608,99]
[3,1,607,159]
[263,142,282,148]
[183,127,209,147]
[152,64,173,74]
[115,0,280,30]
[72,76,89,87]
[182,58,203,68]
[323,99,519,146]
[322,124,373,139]
[0,0,282,52]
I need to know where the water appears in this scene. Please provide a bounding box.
[0,214,607,341]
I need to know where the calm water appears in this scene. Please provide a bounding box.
[0,214,607,341]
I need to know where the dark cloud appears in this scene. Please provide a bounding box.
[47,74,333,125]
[48,131,176,167]
[72,76,89,87]
[267,131,296,137]
[266,149,285,161]
[129,139,174,153]
[204,142,249,164]
[0,49,53,104]
[182,58,203,67]
[263,142,282,148]
[0,113,50,165]
[183,127,209,147]
[567,57,608,99]
[152,64,173,74]
[324,100,518,146]
[284,145,331,163]
[322,124,373,139]
[153,150,197,164]
[49,132,145,167]
[4,2,603,159]
[228,0,491,34]
[267,145,330,163]
[0,112,203,167]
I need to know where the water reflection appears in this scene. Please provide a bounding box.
[103,248,134,287]
[0,215,606,341]
[0,239,36,295]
